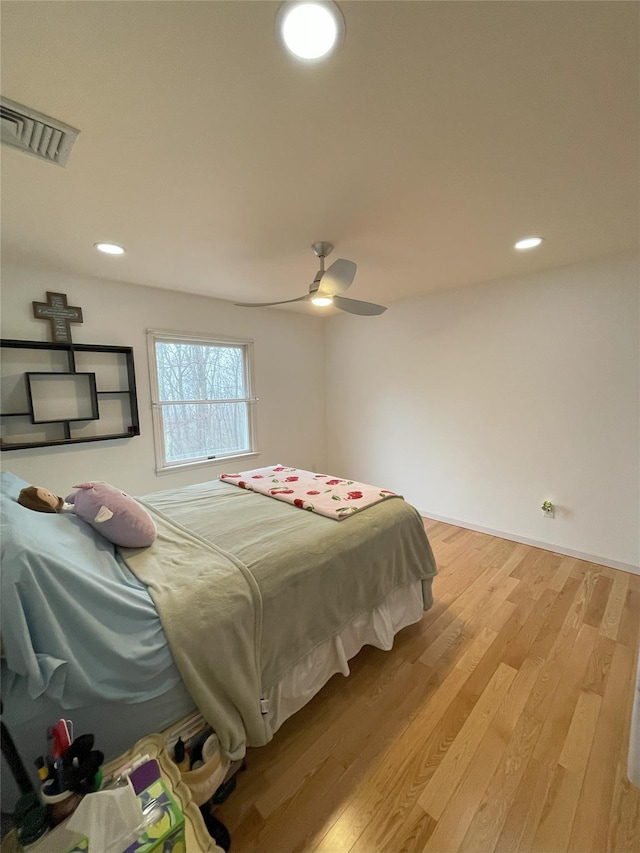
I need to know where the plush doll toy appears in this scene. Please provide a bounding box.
[65,482,156,547]
[18,482,156,548]
[18,486,70,513]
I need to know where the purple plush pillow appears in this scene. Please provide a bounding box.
[65,482,157,548]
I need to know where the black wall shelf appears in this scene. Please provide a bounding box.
[0,339,140,451]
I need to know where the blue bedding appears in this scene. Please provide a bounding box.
[0,471,181,706]
[1,471,195,811]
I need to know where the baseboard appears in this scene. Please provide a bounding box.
[418,510,640,577]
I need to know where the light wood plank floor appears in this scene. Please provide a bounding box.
[215,520,640,853]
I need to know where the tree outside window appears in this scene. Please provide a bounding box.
[148,331,256,471]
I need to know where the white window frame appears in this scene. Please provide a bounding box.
[147,329,259,474]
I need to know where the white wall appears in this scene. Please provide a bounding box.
[3,256,638,569]
[0,266,326,495]
[326,255,640,571]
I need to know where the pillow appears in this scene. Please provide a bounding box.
[65,482,157,548]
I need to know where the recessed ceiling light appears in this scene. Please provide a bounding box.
[94,242,126,255]
[278,2,343,60]
[514,236,544,251]
[311,295,333,306]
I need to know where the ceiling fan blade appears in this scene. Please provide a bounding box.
[333,295,387,316]
[235,295,310,308]
[320,259,357,295]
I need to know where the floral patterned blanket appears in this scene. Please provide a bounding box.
[220,464,400,520]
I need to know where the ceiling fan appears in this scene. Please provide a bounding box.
[235,242,387,316]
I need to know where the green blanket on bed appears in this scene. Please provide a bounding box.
[123,479,437,759]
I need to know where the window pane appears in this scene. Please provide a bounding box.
[161,402,249,463]
[155,342,246,402]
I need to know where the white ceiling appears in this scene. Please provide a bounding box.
[1,1,638,312]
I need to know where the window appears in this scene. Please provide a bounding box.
[147,330,257,472]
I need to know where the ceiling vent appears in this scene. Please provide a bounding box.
[1,96,79,166]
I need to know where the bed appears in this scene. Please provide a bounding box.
[0,469,438,811]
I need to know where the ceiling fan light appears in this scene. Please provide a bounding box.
[311,295,333,306]
[94,242,126,255]
[514,236,543,250]
[278,2,342,60]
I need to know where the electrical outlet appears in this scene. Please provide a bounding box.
[541,500,554,518]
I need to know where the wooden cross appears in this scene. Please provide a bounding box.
[33,292,83,343]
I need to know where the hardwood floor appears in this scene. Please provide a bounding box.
[215,520,640,852]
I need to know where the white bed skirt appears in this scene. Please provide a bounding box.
[263,580,425,736]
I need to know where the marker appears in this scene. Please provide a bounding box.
[54,758,66,793]
[34,756,48,782]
